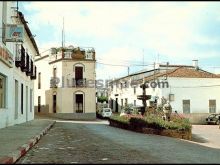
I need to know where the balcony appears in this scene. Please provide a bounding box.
[21,53,29,73]
[50,77,59,88]
[30,65,37,80]
[26,60,33,76]
[15,45,25,68]
[72,78,87,87]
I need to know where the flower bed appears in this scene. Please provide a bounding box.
[109,114,192,140]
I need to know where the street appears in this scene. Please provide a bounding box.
[16,120,220,164]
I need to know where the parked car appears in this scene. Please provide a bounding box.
[100,108,112,118]
[206,114,220,125]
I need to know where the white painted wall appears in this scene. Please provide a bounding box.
[0,1,37,128]
[160,77,220,113]
[34,55,51,107]
[109,74,220,114]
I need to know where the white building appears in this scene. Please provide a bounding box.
[34,46,96,120]
[0,2,39,128]
[109,62,220,123]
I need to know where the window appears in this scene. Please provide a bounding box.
[169,94,174,101]
[209,100,216,113]
[134,86,136,95]
[75,66,83,86]
[85,51,93,60]
[0,75,6,108]
[26,86,28,118]
[38,72,41,89]
[134,100,136,106]
[53,67,57,78]
[121,99,123,108]
[21,83,23,114]
[125,98,128,106]
[183,100,190,114]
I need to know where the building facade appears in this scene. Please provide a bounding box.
[35,46,96,120]
[109,62,220,123]
[0,2,38,128]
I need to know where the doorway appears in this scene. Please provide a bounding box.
[75,94,83,113]
[116,98,118,113]
[53,94,56,113]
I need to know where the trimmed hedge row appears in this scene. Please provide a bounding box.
[109,114,192,140]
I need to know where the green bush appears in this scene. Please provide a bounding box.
[130,117,147,128]
[144,114,192,131]
[110,114,192,131]
[109,114,129,124]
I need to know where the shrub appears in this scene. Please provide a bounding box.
[144,114,191,131]
[110,113,192,131]
[129,117,147,128]
[109,114,129,124]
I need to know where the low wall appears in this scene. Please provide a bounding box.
[34,105,49,115]
[36,113,96,121]
[109,119,192,140]
[182,113,210,124]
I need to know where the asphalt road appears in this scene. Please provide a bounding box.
[16,120,220,164]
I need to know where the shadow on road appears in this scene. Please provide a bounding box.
[191,134,208,143]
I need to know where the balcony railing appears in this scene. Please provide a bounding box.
[26,59,33,76]
[31,65,37,80]
[50,77,59,88]
[22,53,29,73]
[15,44,25,68]
[72,78,87,87]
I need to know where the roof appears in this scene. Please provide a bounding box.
[144,67,220,82]
[35,55,49,62]
[18,11,40,55]
[110,68,158,83]
[159,64,194,68]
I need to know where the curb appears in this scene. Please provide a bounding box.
[0,121,56,164]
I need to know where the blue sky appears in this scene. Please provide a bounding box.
[19,1,220,79]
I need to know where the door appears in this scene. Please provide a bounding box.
[115,98,118,113]
[75,67,83,86]
[38,96,41,112]
[75,94,83,113]
[53,95,56,113]
[15,80,18,119]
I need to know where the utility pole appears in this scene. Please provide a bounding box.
[127,67,129,76]
[153,62,155,82]
[62,17,65,48]
[143,49,144,69]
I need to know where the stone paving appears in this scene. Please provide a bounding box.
[16,120,220,164]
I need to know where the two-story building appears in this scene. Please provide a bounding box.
[0,1,38,128]
[35,46,96,120]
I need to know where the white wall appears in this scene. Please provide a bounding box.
[0,1,37,128]
[161,77,220,113]
[34,55,51,106]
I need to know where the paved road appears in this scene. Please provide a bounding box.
[16,120,220,164]
[191,124,220,148]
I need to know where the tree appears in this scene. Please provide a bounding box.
[97,96,108,103]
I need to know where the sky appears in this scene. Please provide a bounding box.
[19,1,220,80]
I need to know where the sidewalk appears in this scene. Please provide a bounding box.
[0,119,56,164]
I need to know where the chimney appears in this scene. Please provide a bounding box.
[192,60,199,69]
